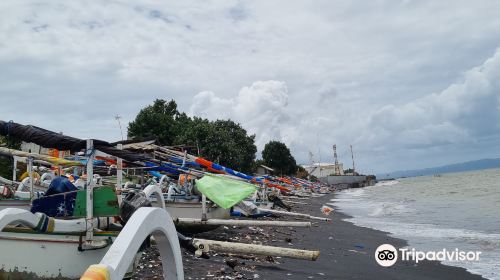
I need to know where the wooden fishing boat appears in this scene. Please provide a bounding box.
[131,192,230,233]
[0,197,31,211]
[0,228,120,279]
[0,138,128,279]
[164,201,230,233]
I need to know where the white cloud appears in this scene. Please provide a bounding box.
[1,1,500,172]
[357,48,500,170]
[191,80,291,149]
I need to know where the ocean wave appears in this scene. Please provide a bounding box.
[331,169,500,279]
[368,203,414,217]
[338,210,500,280]
[375,180,400,187]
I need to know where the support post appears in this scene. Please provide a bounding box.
[116,144,123,205]
[85,139,95,244]
[181,150,187,168]
[201,194,207,221]
[28,156,34,199]
[12,156,18,181]
[58,150,63,176]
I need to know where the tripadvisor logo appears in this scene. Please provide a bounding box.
[375,244,482,267]
[375,244,398,267]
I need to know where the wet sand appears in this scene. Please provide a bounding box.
[132,192,487,280]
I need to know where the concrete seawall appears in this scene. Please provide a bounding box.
[319,175,376,188]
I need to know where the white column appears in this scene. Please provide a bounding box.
[12,156,18,181]
[85,139,95,243]
[58,150,63,176]
[116,144,123,205]
[182,150,187,167]
[201,194,207,221]
[28,156,34,199]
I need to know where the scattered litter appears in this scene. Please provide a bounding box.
[354,244,365,249]
[321,205,334,215]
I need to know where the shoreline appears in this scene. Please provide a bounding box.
[248,192,487,280]
[326,192,488,280]
[132,191,487,279]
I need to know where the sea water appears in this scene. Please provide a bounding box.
[330,168,500,279]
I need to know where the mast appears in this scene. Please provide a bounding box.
[308,151,314,180]
[333,144,341,176]
[115,114,124,141]
[350,144,356,175]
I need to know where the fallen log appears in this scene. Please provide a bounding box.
[192,238,320,261]
[257,208,331,221]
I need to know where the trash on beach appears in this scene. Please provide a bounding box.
[321,205,334,215]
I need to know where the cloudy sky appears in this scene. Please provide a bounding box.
[1,1,500,174]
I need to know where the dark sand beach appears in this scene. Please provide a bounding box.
[133,192,486,280]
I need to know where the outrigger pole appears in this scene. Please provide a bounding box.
[154,146,290,191]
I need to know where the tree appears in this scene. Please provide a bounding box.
[128,99,181,145]
[175,118,257,173]
[128,99,258,174]
[262,141,297,175]
[309,175,319,182]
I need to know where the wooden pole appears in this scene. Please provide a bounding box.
[258,208,331,221]
[176,218,311,228]
[192,238,320,261]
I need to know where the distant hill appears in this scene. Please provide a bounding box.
[378,158,500,179]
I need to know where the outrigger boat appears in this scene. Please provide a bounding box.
[0,121,179,279]
[0,120,324,279]
[0,147,85,212]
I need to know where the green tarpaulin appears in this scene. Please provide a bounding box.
[195,175,258,209]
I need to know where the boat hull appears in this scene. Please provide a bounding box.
[155,201,230,233]
[0,231,115,279]
[0,199,31,212]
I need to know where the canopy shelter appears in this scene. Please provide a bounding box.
[0,120,150,164]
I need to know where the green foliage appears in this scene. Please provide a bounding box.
[0,136,21,180]
[175,118,257,173]
[128,99,182,145]
[309,175,319,182]
[128,99,257,174]
[262,140,297,175]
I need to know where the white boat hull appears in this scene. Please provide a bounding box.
[0,231,114,279]
[154,201,230,233]
[0,199,31,212]
[163,201,230,220]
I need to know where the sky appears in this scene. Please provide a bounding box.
[1,0,500,174]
